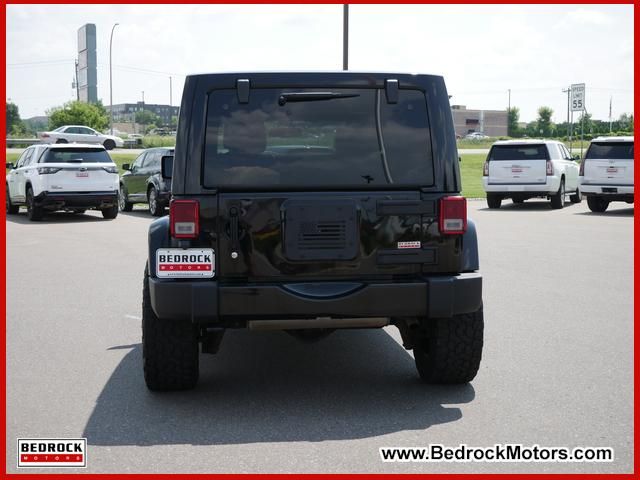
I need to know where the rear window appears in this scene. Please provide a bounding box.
[41,148,112,163]
[203,88,434,188]
[489,145,548,161]
[585,142,634,160]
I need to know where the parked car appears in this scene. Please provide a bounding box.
[482,139,581,209]
[141,72,483,391]
[119,147,173,216]
[579,136,634,212]
[38,125,124,150]
[465,132,489,140]
[5,143,119,220]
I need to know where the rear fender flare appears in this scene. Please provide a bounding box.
[148,216,171,278]
[462,217,479,272]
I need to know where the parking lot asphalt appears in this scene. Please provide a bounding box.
[6,199,634,473]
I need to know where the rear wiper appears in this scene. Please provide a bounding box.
[67,159,83,163]
[278,92,360,106]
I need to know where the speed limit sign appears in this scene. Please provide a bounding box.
[571,83,585,111]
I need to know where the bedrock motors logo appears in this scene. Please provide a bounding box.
[18,438,87,468]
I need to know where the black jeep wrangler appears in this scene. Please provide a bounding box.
[143,72,483,391]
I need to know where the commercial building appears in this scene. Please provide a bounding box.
[451,105,508,137]
[106,102,179,126]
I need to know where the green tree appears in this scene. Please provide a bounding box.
[135,110,160,128]
[6,102,25,135]
[47,101,109,131]
[617,113,634,132]
[576,112,593,135]
[536,106,554,137]
[507,106,520,137]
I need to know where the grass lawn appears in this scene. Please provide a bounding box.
[459,153,486,198]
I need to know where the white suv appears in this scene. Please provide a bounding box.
[6,144,119,221]
[579,136,634,213]
[482,139,581,209]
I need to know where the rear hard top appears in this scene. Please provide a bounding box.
[172,72,460,194]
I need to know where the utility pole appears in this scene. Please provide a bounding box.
[342,5,349,70]
[109,23,119,135]
[74,59,80,101]
[609,96,613,133]
[169,76,172,107]
[507,89,511,136]
[562,86,571,151]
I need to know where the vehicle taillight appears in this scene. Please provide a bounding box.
[579,159,586,176]
[37,167,61,175]
[170,200,199,238]
[546,160,553,176]
[483,161,489,176]
[41,133,49,138]
[439,196,467,235]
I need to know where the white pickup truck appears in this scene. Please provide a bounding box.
[482,139,581,209]
[579,136,634,213]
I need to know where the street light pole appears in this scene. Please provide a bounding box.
[109,23,119,135]
[343,5,349,70]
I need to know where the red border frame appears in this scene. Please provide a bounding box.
[2,2,637,478]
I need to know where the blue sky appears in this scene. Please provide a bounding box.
[6,4,634,123]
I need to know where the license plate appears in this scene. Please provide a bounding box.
[76,172,89,177]
[607,167,618,174]
[511,167,523,173]
[156,248,215,278]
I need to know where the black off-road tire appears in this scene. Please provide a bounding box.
[119,184,133,212]
[103,139,116,150]
[569,188,582,204]
[26,186,44,221]
[6,186,19,214]
[101,205,118,219]
[148,186,165,217]
[486,194,501,209]
[142,267,199,391]
[413,307,484,384]
[587,196,609,213]
[550,178,565,209]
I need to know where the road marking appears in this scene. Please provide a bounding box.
[125,314,141,320]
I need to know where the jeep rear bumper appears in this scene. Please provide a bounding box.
[148,273,483,324]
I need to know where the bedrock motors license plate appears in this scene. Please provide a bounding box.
[156,248,215,278]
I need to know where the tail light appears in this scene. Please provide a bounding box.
[37,167,61,175]
[170,200,199,238]
[41,133,49,138]
[546,160,553,176]
[483,161,489,176]
[102,166,118,174]
[579,159,586,176]
[439,196,467,235]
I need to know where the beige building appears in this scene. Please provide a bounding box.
[451,105,508,137]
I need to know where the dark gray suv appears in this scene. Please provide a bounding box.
[119,147,173,216]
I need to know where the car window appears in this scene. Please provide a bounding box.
[489,144,548,161]
[203,88,435,188]
[132,153,146,170]
[80,127,94,135]
[23,148,37,166]
[53,126,65,132]
[144,151,161,171]
[585,142,634,160]
[561,144,572,160]
[15,148,33,168]
[65,127,80,134]
[41,148,112,163]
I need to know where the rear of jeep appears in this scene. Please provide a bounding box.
[143,72,483,391]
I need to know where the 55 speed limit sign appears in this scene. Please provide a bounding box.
[571,83,585,111]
